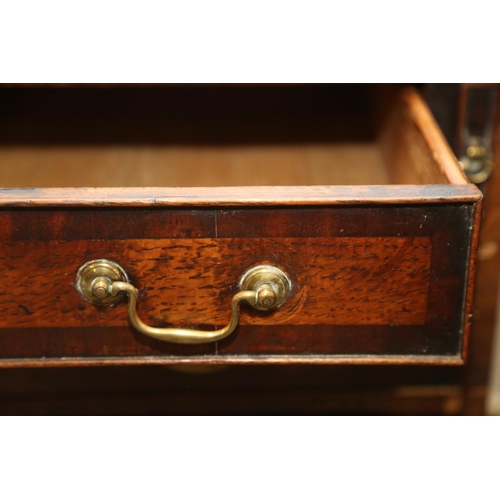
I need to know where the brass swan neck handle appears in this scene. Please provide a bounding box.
[76,260,290,345]
[110,282,268,344]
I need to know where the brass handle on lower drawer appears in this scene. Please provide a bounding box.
[76,260,290,344]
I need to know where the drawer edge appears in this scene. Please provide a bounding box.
[0,354,465,368]
[0,184,482,207]
[461,196,483,361]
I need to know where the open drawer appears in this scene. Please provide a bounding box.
[0,84,482,367]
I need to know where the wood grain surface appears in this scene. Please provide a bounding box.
[402,88,468,185]
[0,236,431,328]
[381,103,448,184]
[0,184,481,207]
[0,204,476,362]
[379,88,467,185]
[0,144,390,188]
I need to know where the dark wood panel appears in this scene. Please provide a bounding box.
[426,205,476,330]
[0,385,464,415]
[0,327,215,358]
[0,325,460,364]
[0,208,215,241]
[217,205,457,238]
[0,85,376,145]
[0,364,464,415]
[217,325,460,357]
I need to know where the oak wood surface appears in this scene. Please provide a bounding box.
[379,89,467,185]
[402,88,468,185]
[0,144,389,188]
[380,90,449,184]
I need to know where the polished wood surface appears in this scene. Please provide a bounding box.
[0,85,482,369]
[0,204,476,362]
[0,237,432,328]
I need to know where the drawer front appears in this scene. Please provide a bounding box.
[0,201,478,364]
[0,86,483,366]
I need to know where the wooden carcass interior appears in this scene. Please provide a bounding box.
[0,85,455,188]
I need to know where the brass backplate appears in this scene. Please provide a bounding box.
[76,259,129,306]
[239,265,291,311]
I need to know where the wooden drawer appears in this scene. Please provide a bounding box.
[0,85,482,367]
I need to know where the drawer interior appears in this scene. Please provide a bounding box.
[0,85,461,188]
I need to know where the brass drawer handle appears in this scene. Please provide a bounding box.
[76,260,290,344]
